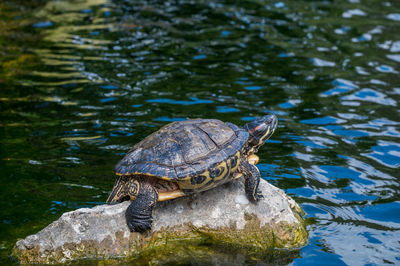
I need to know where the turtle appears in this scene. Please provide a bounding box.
[106,114,278,232]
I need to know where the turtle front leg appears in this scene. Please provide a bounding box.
[239,160,264,202]
[125,180,158,233]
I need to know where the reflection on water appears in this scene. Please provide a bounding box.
[0,0,399,264]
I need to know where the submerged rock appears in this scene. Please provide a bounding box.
[13,179,307,264]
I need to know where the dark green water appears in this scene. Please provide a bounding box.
[1,0,399,264]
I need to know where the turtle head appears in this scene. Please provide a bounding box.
[244,114,278,153]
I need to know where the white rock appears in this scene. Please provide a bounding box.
[13,179,307,264]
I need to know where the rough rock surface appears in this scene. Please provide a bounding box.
[13,179,307,264]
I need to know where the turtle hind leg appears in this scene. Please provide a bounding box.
[240,160,264,202]
[125,181,158,233]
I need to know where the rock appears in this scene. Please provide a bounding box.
[13,179,307,264]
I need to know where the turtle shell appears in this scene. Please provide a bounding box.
[114,119,249,182]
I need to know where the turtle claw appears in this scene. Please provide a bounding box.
[256,191,264,200]
[127,221,134,232]
[127,217,151,233]
[252,190,264,202]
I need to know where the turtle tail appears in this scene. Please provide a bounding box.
[125,181,158,233]
[107,176,140,204]
[106,176,128,204]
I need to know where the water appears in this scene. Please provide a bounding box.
[1,0,399,264]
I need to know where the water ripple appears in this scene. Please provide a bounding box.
[1,0,400,264]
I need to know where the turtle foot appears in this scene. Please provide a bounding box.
[125,183,158,233]
[125,199,153,233]
[126,209,152,232]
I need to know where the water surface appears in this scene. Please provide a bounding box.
[0,0,399,264]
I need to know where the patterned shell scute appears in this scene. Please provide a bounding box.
[113,119,249,179]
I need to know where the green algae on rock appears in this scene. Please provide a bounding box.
[13,179,307,264]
